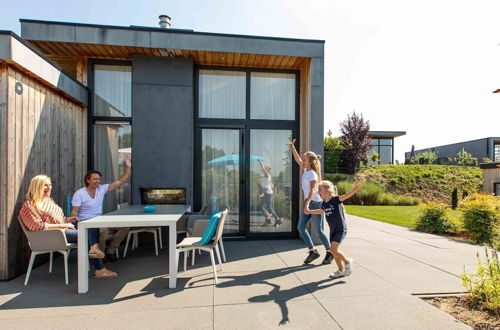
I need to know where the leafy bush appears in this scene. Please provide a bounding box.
[356,182,384,205]
[324,173,350,185]
[461,194,500,245]
[415,203,455,234]
[416,151,438,164]
[451,187,458,210]
[454,151,479,166]
[377,193,419,206]
[461,249,500,315]
[324,130,344,173]
[396,195,419,206]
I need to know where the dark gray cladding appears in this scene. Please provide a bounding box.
[131,56,194,204]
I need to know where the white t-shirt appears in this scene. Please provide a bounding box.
[72,184,110,220]
[262,174,273,194]
[302,169,322,202]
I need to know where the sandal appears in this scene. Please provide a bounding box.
[88,250,105,259]
[94,270,118,278]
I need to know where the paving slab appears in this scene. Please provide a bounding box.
[214,300,341,330]
[317,294,469,330]
[91,306,213,330]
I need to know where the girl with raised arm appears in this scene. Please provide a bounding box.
[305,181,362,279]
[289,139,332,264]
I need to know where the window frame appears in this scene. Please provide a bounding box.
[87,59,132,170]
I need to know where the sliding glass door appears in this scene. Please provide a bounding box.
[196,67,299,238]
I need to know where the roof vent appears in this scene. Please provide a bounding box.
[159,15,171,28]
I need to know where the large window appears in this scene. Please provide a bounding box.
[495,144,500,163]
[368,138,393,165]
[250,72,296,120]
[94,65,132,117]
[91,62,132,213]
[198,70,246,119]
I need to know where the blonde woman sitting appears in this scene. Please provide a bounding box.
[19,175,117,278]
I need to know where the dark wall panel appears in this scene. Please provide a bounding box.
[132,56,193,204]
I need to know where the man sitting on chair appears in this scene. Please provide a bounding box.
[71,156,131,263]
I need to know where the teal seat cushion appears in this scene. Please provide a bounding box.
[199,211,222,245]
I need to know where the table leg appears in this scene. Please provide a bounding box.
[169,223,177,289]
[78,226,89,293]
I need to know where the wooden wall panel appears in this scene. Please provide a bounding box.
[0,64,7,277]
[0,64,87,280]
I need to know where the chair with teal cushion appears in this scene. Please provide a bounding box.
[176,209,228,284]
[65,196,72,217]
[199,211,221,245]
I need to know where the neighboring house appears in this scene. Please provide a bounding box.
[405,137,500,163]
[367,131,406,165]
[479,163,500,195]
[0,18,325,279]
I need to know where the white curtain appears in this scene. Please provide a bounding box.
[201,129,240,233]
[199,70,246,119]
[250,72,295,120]
[94,65,132,117]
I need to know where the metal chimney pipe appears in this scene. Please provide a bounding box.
[159,15,172,28]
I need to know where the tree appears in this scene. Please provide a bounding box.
[339,111,371,174]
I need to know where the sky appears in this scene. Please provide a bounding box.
[1,0,499,162]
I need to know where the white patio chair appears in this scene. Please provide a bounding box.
[18,216,76,285]
[176,209,228,285]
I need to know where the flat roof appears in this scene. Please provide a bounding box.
[0,30,88,105]
[479,162,500,169]
[368,131,406,138]
[408,137,500,153]
[20,19,325,58]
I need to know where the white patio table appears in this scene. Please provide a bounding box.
[77,204,191,293]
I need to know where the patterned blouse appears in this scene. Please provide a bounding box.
[19,198,70,231]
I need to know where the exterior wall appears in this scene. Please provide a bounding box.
[482,168,500,194]
[131,56,194,205]
[0,63,87,280]
[405,138,490,161]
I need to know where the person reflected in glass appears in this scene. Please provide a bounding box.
[258,160,283,227]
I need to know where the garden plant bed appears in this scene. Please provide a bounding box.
[425,296,500,329]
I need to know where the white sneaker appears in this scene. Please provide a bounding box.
[329,270,346,279]
[345,258,354,272]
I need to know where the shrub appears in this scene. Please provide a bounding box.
[377,193,419,206]
[461,249,500,315]
[377,193,398,206]
[454,151,479,166]
[461,194,500,245]
[324,130,344,173]
[356,182,384,205]
[396,195,419,206]
[334,181,384,205]
[416,151,438,164]
[415,203,455,234]
[324,174,349,185]
[451,187,458,210]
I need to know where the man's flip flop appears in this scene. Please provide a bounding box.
[88,251,105,259]
[94,272,117,278]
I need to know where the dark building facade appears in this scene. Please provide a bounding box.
[405,137,500,163]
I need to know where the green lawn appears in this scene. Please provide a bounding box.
[345,205,463,229]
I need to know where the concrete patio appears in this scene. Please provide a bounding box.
[0,214,481,329]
